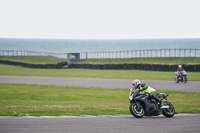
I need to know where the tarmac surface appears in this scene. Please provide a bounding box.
[1,114,200,133]
[0,76,200,92]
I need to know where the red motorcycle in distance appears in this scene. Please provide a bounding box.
[175,71,187,83]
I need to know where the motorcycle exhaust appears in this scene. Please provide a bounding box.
[161,106,169,109]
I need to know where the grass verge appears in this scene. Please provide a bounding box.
[0,83,200,116]
[0,64,200,81]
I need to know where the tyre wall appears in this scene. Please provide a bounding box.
[0,60,67,69]
[0,60,199,71]
[68,63,200,72]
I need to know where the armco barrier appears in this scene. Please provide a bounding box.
[68,63,200,72]
[0,60,67,69]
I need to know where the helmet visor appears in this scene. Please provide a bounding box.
[132,83,137,89]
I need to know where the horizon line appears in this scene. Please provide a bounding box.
[0,37,200,39]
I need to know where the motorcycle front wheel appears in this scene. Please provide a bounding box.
[162,101,175,117]
[129,102,144,118]
[183,77,187,83]
[175,77,179,83]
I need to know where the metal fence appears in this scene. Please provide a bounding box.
[0,50,68,59]
[81,49,200,59]
[0,49,200,59]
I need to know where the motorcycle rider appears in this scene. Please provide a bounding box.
[131,79,163,111]
[177,65,185,77]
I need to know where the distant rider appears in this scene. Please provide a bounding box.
[177,65,185,77]
[131,79,163,109]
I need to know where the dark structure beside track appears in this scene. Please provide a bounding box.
[68,63,200,72]
[0,60,67,69]
[0,60,199,71]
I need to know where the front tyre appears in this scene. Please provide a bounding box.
[162,101,175,117]
[175,77,179,83]
[183,77,187,83]
[129,102,144,118]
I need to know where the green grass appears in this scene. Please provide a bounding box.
[0,83,200,116]
[0,64,200,80]
[81,57,200,64]
[0,56,67,64]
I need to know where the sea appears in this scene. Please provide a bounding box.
[0,38,200,53]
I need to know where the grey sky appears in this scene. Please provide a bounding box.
[0,0,200,39]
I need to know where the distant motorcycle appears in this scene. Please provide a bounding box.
[175,71,187,83]
[129,88,175,118]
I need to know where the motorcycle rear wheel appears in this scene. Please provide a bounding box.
[162,101,175,117]
[129,102,144,118]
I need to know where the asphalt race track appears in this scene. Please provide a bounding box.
[1,114,200,133]
[0,76,200,92]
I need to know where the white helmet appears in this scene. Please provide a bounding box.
[178,65,182,69]
[132,79,141,89]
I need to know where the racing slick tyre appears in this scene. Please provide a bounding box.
[183,77,187,83]
[162,101,175,117]
[129,102,144,118]
[175,77,179,83]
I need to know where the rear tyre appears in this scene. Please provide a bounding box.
[162,101,175,117]
[129,102,144,118]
